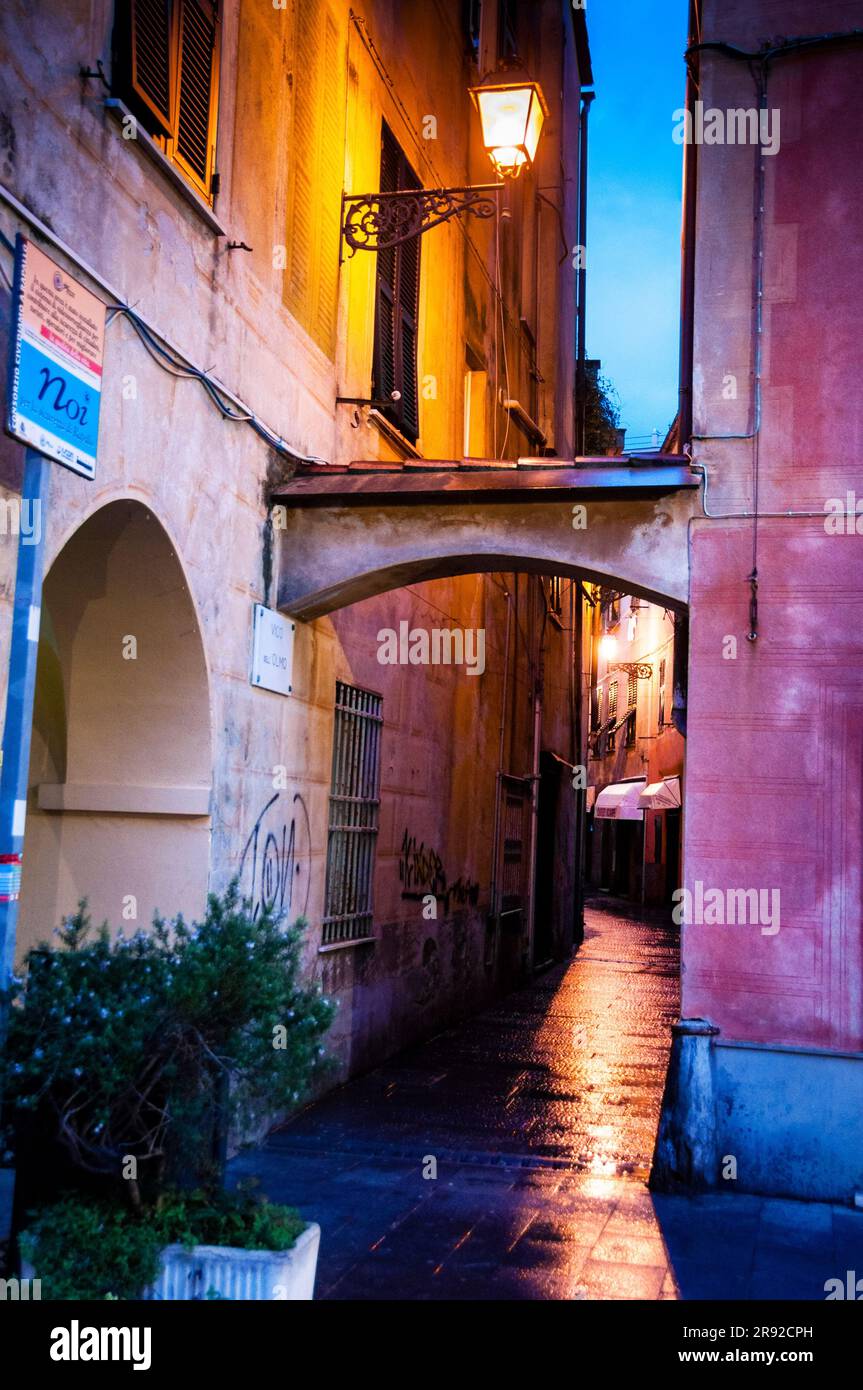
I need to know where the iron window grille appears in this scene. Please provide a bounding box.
[322,681,383,945]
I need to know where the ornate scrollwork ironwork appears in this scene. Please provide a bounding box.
[615,662,654,680]
[341,185,502,255]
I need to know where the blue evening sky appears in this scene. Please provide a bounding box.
[585,0,689,446]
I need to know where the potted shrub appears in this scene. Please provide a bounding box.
[19,1187,319,1301]
[3,883,334,1299]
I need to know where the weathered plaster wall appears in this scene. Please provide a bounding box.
[683,0,863,1053]
[0,0,586,1081]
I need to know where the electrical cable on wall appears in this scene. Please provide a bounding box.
[0,203,327,472]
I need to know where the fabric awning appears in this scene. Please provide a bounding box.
[637,776,682,811]
[594,779,646,821]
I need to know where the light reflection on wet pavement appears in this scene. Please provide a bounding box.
[230,898,862,1299]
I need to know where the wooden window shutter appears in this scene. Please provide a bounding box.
[372,124,421,444]
[174,0,220,199]
[284,0,344,359]
[120,1,220,202]
[398,219,420,440]
[373,126,400,409]
[128,0,176,137]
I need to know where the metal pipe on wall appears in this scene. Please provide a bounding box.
[575,88,594,455]
[489,578,512,923]
[524,582,545,973]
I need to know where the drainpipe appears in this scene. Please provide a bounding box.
[524,592,544,973]
[575,89,594,455]
[572,581,586,947]
[678,0,699,445]
[490,582,512,923]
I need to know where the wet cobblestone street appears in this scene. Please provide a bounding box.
[230,898,863,1299]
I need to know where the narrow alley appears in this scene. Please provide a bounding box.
[231,900,857,1300]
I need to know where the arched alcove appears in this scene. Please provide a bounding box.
[18,500,212,953]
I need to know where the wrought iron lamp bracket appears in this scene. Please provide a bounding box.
[615,662,653,680]
[341,184,503,256]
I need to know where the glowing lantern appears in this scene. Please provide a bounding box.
[470,79,548,178]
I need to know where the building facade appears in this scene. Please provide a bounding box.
[656,0,863,1202]
[0,1,590,1082]
[586,590,684,906]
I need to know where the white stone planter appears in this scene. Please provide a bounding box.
[143,1222,320,1301]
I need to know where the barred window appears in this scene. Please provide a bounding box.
[322,682,382,946]
[113,0,221,204]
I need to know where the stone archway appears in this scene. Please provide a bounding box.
[272,460,700,619]
[18,500,212,953]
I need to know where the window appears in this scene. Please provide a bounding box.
[113,0,221,203]
[606,679,618,753]
[464,0,482,61]
[658,658,666,729]
[591,683,602,733]
[498,0,519,60]
[544,575,564,619]
[627,671,638,712]
[600,588,620,631]
[464,359,488,457]
[283,0,345,359]
[607,679,618,723]
[322,682,383,946]
[373,123,422,444]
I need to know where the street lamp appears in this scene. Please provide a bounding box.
[340,75,548,255]
[599,634,618,662]
[469,79,548,179]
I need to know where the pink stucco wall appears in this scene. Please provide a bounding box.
[682,0,863,1050]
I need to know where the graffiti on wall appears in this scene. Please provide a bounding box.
[239,791,312,921]
[398,827,480,915]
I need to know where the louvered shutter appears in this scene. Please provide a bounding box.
[397,189,421,440]
[372,125,421,444]
[283,0,344,358]
[315,11,342,354]
[285,2,316,324]
[119,0,220,203]
[174,0,220,199]
[373,127,400,411]
[128,0,175,137]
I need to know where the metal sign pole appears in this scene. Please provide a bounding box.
[0,446,50,1237]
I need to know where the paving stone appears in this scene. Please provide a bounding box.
[228,897,842,1301]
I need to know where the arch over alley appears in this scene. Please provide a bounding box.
[271,457,702,619]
